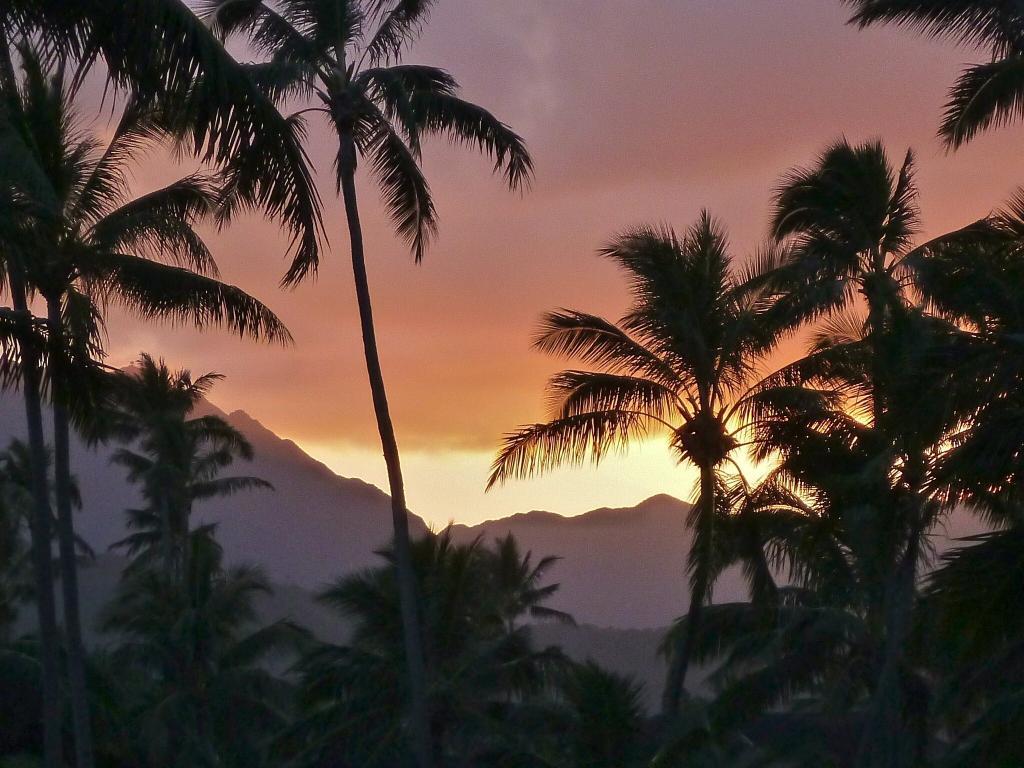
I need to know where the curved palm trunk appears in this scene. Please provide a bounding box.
[9,272,63,768]
[46,297,96,768]
[338,135,435,768]
[662,463,715,719]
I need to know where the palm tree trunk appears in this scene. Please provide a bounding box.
[661,463,715,719]
[8,271,64,768]
[857,279,917,768]
[855,537,918,768]
[46,296,95,768]
[338,134,435,768]
[158,493,175,582]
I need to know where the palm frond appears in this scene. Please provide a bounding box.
[356,115,436,262]
[533,309,680,385]
[88,173,219,272]
[93,252,292,343]
[487,410,653,489]
[409,88,533,191]
[846,0,1024,55]
[189,475,274,500]
[363,0,437,64]
[940,55,1024,148]
[546,369,678,421]
[72,96,166,224]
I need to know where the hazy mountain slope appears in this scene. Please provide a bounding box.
[0,394,985,630]
[452,495,749,628]
[0,393,427,589]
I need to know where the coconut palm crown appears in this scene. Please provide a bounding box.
[490,213,786,717]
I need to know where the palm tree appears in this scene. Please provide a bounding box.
[290,530,569,767]
[2,1,323,274]
[107,355,272,580]
[101,529,307,768]
[487,533,574,633]
[560,662,646,768]
[1,44,291,768]
[846,1,1024,147]
[489,214,785,719]
[0,108,66,768]
[202,2,533,762]
[767,139,992,767]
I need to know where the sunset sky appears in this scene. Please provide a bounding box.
[97,0,1024,526]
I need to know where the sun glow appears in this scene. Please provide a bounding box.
[301,438,697,527]
[301,437,777,528]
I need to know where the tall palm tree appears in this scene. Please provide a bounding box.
[202,2,533,762]
[1,44,291,768]
[489,214,785,719]
[0,83,67,768]
[846,1,1024,147]
[107,354,272,580]
[767,139,973,766]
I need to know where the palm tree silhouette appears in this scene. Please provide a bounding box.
[202,2,533,762]
[1,1,323,274]
[489,214,785,719]
[101,530,306,768]
[0,43,290,768]
[767,139,980,766]
[293,530,569,767]
[108,355,272,580]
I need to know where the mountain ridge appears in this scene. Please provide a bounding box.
[0,393,711,627]
[449,493,686,532]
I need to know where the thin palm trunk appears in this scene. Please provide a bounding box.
[338,134,435,768]
[662,463,715,719]
[9,270,63,768]
[46,296,95,768]
[856,536,918,768]
[159,493,175,582]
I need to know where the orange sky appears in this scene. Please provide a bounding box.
[95,1,1024,525]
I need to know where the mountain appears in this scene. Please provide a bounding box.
[0,392,985,630]
[452,495,748,628]
[0,393,428,591]
[1,393,713,628]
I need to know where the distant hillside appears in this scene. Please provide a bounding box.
[0,394,984,630]
[0,393,428,590]
[454,495,748,628]
[1,394,717,628]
